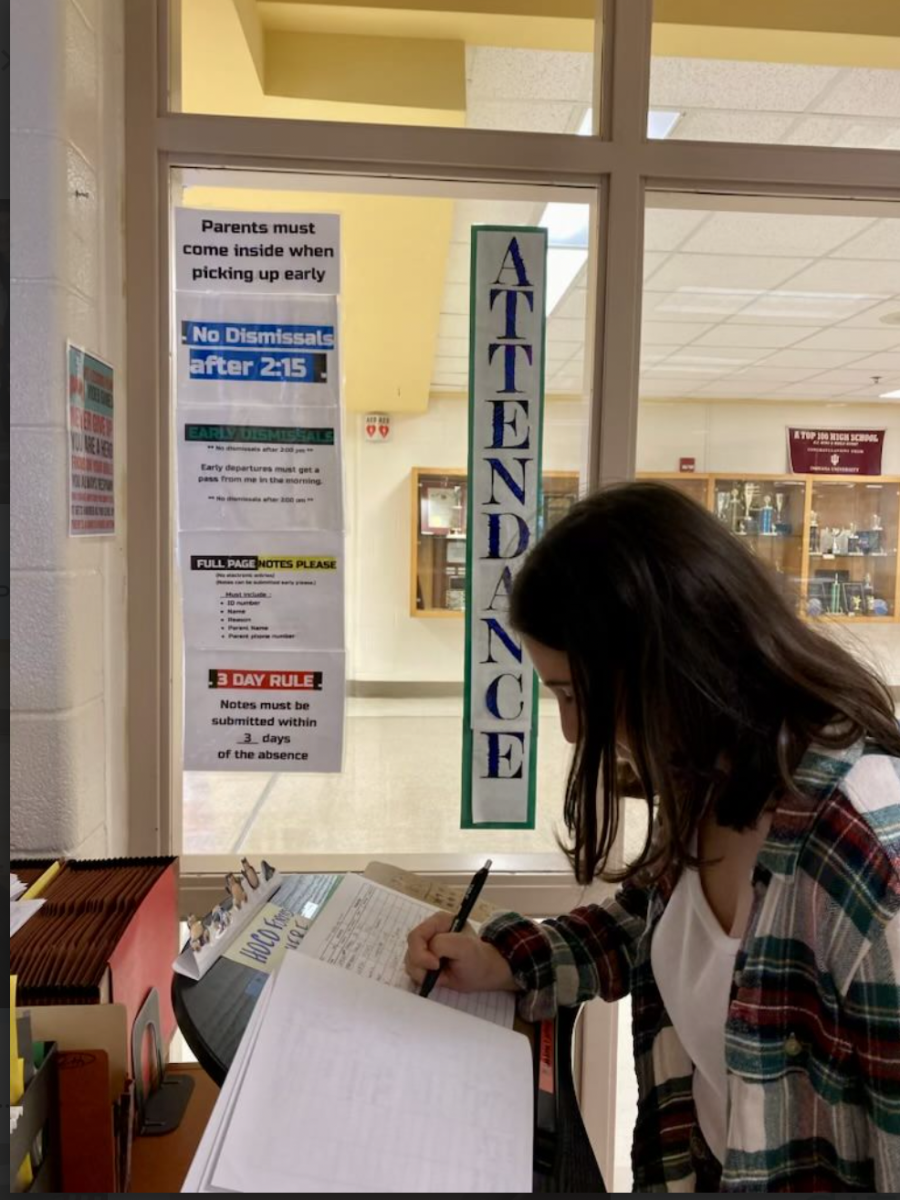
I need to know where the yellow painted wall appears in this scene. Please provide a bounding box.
[184,186,454,414]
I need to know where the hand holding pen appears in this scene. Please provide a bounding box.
[416,860,495,999]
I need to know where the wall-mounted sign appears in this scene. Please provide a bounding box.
[462,227,547,828]
[67,343,115,536]
[363,413,391,443]
[679,457,696,473]
[787,427,885,476]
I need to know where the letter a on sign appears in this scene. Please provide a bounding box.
[462,227,547,828]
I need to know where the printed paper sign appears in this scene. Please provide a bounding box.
[223,903,308,975]
[177,405,343,532]
[175,208,340,295]
[183,649,345,772]
[787,427,885,476]
[175,293,340,407]
[463,227,547,828]
[67,343,115,536]
[179,531,344,650]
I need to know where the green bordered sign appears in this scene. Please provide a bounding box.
[461,227,548,829]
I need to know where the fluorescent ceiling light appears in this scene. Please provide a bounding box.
[647,110,682,139]
[880,388,900,399]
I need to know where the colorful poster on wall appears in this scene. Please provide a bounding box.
[177,405,343,532]
[179,531,344,650]
[183,649,345,772]
[67,342,115,536]
[462,227,547,828]
[787,427,885,475]
[175,209,340,295]
[175,294,340,407]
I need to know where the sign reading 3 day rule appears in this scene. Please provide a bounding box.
[184,650,345,772]
[179,531,344,650]
[178,405,342,532]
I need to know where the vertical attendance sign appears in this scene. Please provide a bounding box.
[463,228,547,827]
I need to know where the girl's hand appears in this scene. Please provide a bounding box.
[405,911,518,992]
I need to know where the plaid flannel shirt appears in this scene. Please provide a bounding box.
[481,739,900,1192]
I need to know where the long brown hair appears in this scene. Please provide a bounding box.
[510,482,900,885]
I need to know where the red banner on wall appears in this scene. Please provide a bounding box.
[787,428,885,476]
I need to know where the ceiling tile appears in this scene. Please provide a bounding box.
[831,220,900,263]
[812,68,900,118]
[779,259,900,296]
[737,291,884,325]
[773,381,860,399]
[552,288,587,322]
[546,318,584,344]
[759,348,869,369]
[641,320,713,345]
[647,289,758,319]
[468,46,592,104]
[839,299,900,329]
[660,347,765,371]
[845,352,900,373]
[671,110,796,143]
[731,366,823,382]
[645,254,809,293]
[680,212,872,258]
[643,208,709,252]
[692,324,807,349]
[649,57,840,113]
[806,369,900,387]
[546,343,578,365]
[791,328,900,353]
[784,114,900,150]
[643,252,670,281]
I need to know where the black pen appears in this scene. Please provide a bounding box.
[419,859,492,999]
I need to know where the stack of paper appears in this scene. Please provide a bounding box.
[10,875,26,900]
[10,900,44,939]
[183,952,533,1193]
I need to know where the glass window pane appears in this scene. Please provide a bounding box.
[638,198,900,689]
[651,3,900,149]
[173,0,601,136]
[172,169,594,862]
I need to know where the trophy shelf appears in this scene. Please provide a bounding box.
[410,467,581,618]
[639,472,900,625]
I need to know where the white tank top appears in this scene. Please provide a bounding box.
[650,865,741,1163]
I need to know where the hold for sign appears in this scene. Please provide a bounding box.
[363,413,391,442]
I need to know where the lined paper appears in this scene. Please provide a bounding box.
[207,954,533,1194]
[297,874,515,1029]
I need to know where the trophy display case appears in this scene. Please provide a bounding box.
[639,472,900,623]
[410,468,580,616]
[806,477,899,620]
